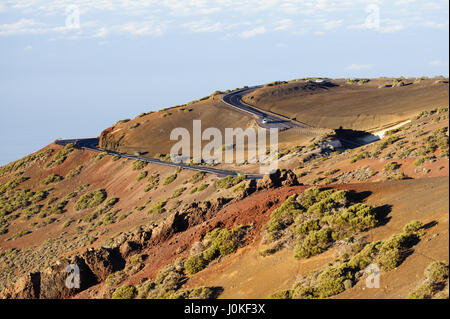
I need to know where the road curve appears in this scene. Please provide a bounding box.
[55,138,263,180]
[221,86,304,130]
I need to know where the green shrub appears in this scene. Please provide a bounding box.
[132,160,147,171]
[187,172,205,184]
[45,143,74,168]
[409,261,449,299]
[316,265,352,298]
[10,230,32,240]
[216,175,245,189]
[130,254,143,265]
[384,162,400,171]
[136,171,148,182]
[75,189,107,210]
[148,200,167,214]
[425,261,449,282]
[112,285,137,299]
[144,174,160,192]
[66,165,83,178]
[414,157,426,166]
[0,149,53,177]
[294,230,331,259]
[185,226,246,275]
[41,174,63,186]
[111,154,121,161]
[163,173,177,185]
[171,187,185,199]
[185,254,208,275]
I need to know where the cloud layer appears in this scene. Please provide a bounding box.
[0,0,448,39]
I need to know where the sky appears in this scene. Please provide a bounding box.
[0,0,449,166]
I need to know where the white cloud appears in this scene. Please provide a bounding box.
[182,20,224,33]
[274,19,292,31]
[0,0,447,39]
[323,20,343,30]
[114,20,166,36]
[422,21,447,29]
[0,19,46,36]
[24,45,32,51]
[348,19,404,33]
[238,26,266,38]
[429,60,444,66]
[379,19,404,33]
[346,64,372,70]
[93,27,108,38]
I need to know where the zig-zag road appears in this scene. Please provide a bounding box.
[221,86,304,130]
[55,138,264,180]
[55,86,367,179]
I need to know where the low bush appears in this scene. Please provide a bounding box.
[148,200,167,214]
[216,175,245,189]
[45,143,74,168]
[185,226,247,275]
[132,160,147,171]
[262,187,378,259]
[163,173,177,185]
[41,174,63,186]
[112,285,137,299]
[136,171,148,182]
[273,221,424,299]
[144,174,160,192]
[66,165,83,178]
[409,261,449,299]
[75,189,107,211]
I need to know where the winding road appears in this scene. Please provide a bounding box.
[55,138,264,180]
[222,86,304,130]
[55,85,370,179]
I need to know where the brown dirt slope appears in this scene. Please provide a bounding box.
[242,78,449,131]
[184,177,449,299]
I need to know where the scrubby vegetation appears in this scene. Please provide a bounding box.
[186,172,205,184]
[144,173,160,192]
[82,197,119,224]
[66,165,83,178]
[0,177,48,230]
[75,189,107,211]
[271,221,424,299]
[163,173,178,186]
[261,187,379,259]
[171,187,186,199]
[45,143,74,168]
[148,200,167,214]
[0,149,53,177]
[409,261,449,299]
[112,258,218,299]
[132,160,147,171]
[189,183,209,194]
[136,171,148,182]
[41,174,63,186]
[184,226,248,275]
[216,175,245,189]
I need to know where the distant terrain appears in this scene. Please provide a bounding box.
[0,77,448,300]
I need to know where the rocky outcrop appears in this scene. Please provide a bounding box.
[81,247,125,282]
[256,169,300,190]
[151,197,230,244]
[0,248,124,299]
[0,273,40,299]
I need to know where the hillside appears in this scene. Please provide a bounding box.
[242,78,449,131]
[0,77,448,300]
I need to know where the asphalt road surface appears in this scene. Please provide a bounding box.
[55,138,263,180]
[221,86,305,130]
